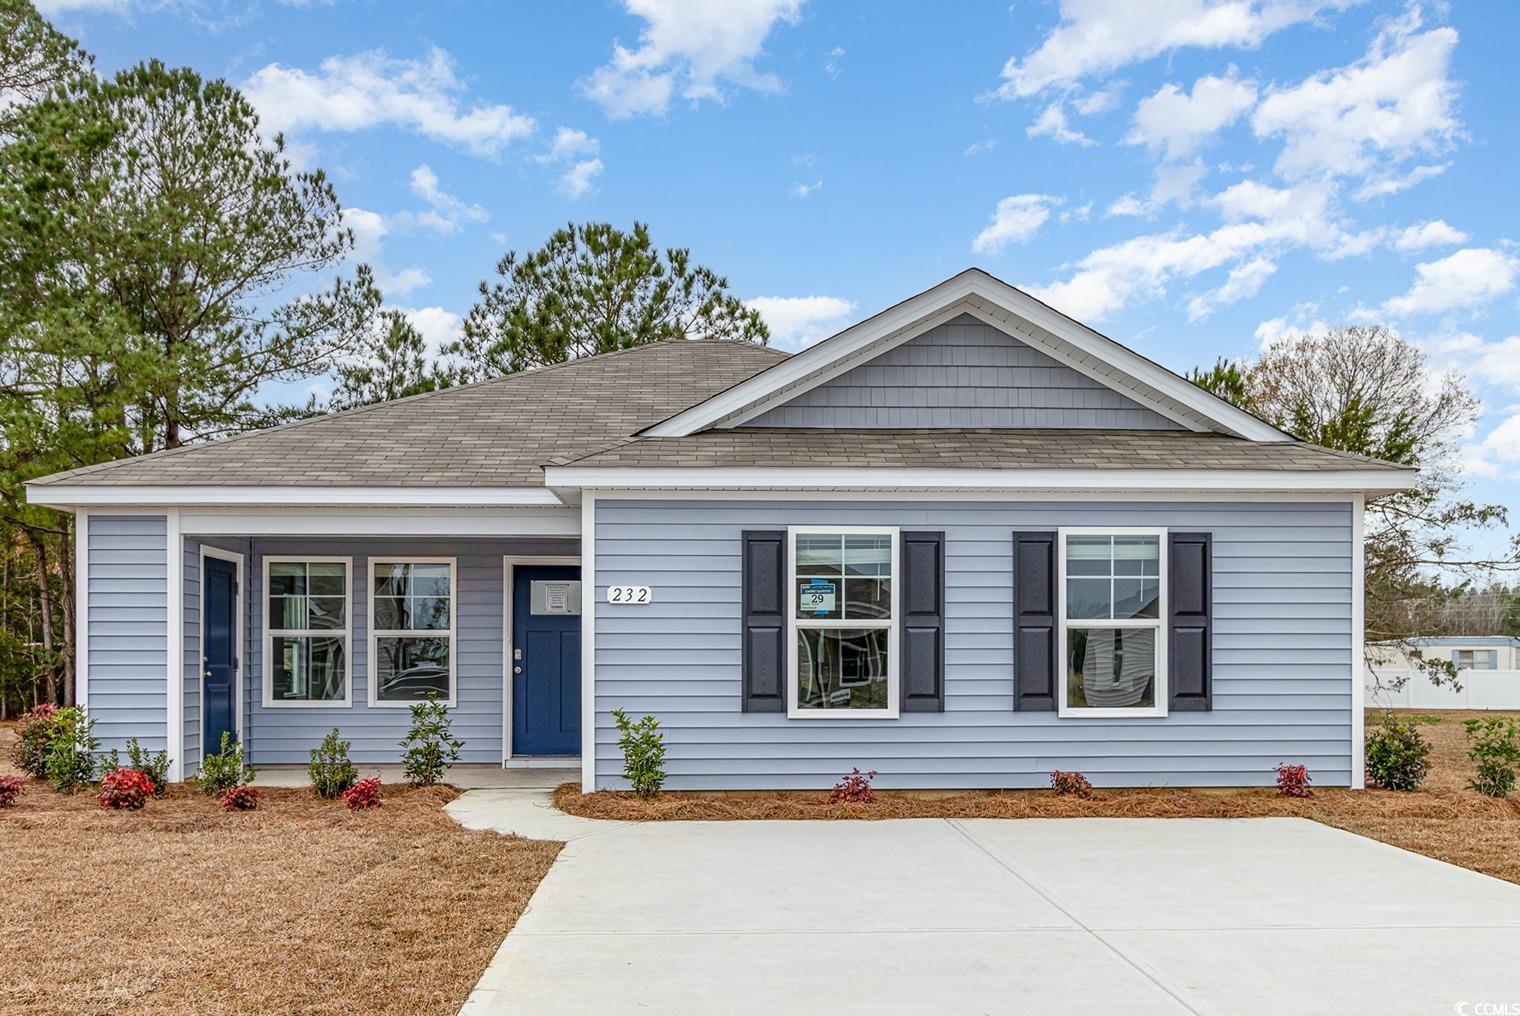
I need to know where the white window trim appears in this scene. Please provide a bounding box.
[262,556,353,709]
[786,525,900,720]
[1057,527,1169,719]
[368,556,458,709]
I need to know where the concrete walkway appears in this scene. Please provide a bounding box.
[448,791,1520,1015]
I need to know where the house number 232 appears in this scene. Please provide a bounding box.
[607,585,652,604]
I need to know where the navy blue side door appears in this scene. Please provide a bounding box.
[202,555,238,758]
[511,565,581,756]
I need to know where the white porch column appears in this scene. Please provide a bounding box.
[580,493,596,792]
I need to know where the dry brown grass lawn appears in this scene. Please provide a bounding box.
[0,724,561,1016]
[559,708,1520,885]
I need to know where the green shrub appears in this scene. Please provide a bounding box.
[197,731,255,797]
[1364,713,1431,791]
[308,728,358,799]
[105,738,171,796]
[44,707,98,792]
[12,703,60,777]
[612,708,666,799]
[400,693,462,787]
[1464,716,1520,798]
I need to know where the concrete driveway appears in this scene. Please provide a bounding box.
[449,792,1520,1015]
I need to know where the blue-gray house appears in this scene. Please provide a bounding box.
[26,270,1415,790]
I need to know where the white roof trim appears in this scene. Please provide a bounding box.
[544,465,1416,494]
[24,484,565,508]
[644,269,1289,442]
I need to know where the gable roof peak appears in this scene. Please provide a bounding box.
[644,267,1289,442]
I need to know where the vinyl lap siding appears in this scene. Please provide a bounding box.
[241,537,574,764]
[745,315,1184,430]
[593,499,1354,790]
[86,515,168,754]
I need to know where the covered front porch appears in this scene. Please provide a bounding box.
[71,503,588,782]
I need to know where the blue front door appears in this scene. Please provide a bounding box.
[202,555,238,758]
[511,565,581,756]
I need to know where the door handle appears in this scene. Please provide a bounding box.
[513,666,522,674]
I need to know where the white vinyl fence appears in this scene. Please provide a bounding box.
[1366,668,1520,710]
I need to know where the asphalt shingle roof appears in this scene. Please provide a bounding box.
[30,341,1408,490]
[31,341,788,488]
[553,428,1406,473]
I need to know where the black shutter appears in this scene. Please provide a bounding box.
[1012,531,1057,711]
[899,531,945,712]
[1168,532,1213,712]
[741,530,786,712]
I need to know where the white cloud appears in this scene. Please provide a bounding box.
[824,46,845,78]
[1382,248,1520,317]
[1393,219,1468,251]
[1254,313,1329,349]
[744,295,856,351]
[1026,103,1095,146]
[1030,189,1332,321]
[1422,332,1520,393]
[583,0,804,119]
[536,128,605,200]
[396,305,464,357]
[789,179,823,198]
[342,207,430,298]
[964,138,997,157]
[1128,72,1257,160]
[543,127,601,162]
[407,164,488,233]
[1352,161,1447,201]
[1073,87,1122,115]
[1461,410,1520,479]
[242,47,535,157]
[972,195,1058,255]
[994,0,1356,98]
[1106,194,1148,218]
[557,159,604,200]
[1251,10,1459,182]
[1060,202,1093,223]
[1106,162,1210,219]
[1186,257,1276,320]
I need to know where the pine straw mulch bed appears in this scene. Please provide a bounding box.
[557,708,1520,886]
[0,727,562,1016]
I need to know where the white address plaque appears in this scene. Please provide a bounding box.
[607,585,653,605]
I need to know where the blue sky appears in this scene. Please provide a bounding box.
[39,0,1520,549]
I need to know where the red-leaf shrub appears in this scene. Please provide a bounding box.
[828,767,877,804]
[1050,770,1094,798]
[98,768,155,811]
[1275,763,1313,798]
[220,785,259,811]
[12,703,59,777]
[0,775,23,807]
[343,775,383,811]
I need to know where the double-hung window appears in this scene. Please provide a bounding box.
[1454,649,1498,671]
[264,558,351,706]
[370,558,456,707]
[1058,529,1167,717]
[787,526,899,718]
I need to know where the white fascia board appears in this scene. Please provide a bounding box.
[180,507,579,537]
[543,465,1417,493]
[25,484,564,508]
[645,269,1289,442]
